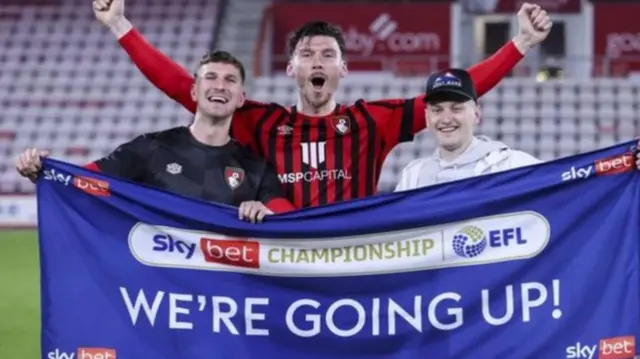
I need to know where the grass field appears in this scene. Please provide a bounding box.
[0,230,40,358]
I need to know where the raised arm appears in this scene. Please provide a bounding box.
[118,25,197,113]
[365,40,524,147]
[369,3,552,146]
[467,2,553,98]
[93,0,196,113]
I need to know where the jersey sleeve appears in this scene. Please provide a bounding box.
[87,134,153,181]
[369,40,524,147]
[119,28,197,113]
[466,41,523,99]
[361,97,425,147]
[230,101,279,154]
[257,164,296,213]
[230,105,261,153]
[231,113,252,147]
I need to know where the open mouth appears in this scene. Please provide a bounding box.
[207,95,228,104]
[310,74,327,90]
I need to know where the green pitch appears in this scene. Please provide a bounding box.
[0,230,40,358]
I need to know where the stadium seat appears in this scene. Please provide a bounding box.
[0,0,219,192]
[2,2,640,195]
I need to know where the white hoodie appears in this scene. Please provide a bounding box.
[395,136,542,191]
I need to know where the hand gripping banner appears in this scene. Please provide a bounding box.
[37,141,640,359]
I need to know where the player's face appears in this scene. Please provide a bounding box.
[287,35,347,108]
[426,100,480,151]
[192,62,246,119]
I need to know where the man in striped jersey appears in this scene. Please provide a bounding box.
[92,0,552,208]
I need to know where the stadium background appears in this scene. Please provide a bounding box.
[0,0,638,356]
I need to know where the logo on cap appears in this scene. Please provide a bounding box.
[433,72,462,89]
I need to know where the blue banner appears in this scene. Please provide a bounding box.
[37,141,640,359]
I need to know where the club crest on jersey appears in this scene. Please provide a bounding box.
[277,124,293,136]
[332,116,350,134]
[225,167,245,190]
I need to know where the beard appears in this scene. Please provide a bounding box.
[304,90,332,109]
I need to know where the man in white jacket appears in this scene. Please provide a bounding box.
[395,68,541,191]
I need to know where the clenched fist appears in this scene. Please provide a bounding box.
[92,0,132,39]
[513,2,553,54]
[15,148,50,183]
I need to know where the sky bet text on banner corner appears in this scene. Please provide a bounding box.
[37,141,639,359]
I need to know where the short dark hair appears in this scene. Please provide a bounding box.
[194,50,246,83]
[288,21,346,57]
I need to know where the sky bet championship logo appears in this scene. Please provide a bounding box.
[129,212,550,277]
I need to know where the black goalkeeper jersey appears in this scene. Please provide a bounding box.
[91,126,285,207]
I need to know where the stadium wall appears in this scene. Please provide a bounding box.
[0,195,37,229]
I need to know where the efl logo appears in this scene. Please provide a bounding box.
[73,176,110,196]
[594,153,634,176]
[599,336,635,359]
[200,238,260,269]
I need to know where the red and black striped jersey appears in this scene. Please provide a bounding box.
[230,98,424,208]
[117,27,524,208]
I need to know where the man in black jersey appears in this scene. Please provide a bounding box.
[16,51,295,222]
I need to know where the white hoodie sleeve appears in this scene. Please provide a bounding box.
[507,150,543,169]
[394,159,423,192]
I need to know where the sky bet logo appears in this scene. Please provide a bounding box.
[73,176,110,196]
[43,169,72,186]
[43,169,110,196]
[200,237,260,269]
[565,336,635,359]
[152,234,196,259]
[47,348,116,359]
[561,153,634,181]
[151,234,261,269]
[598,336,636,359]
